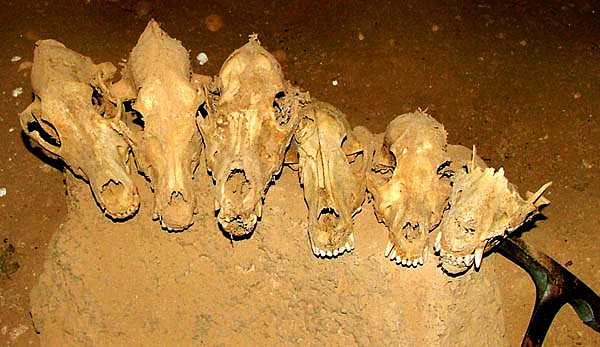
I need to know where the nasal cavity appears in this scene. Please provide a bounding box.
[402,222,421,240]
[169,191,187,206]
[225,169,250,198]
[99,180,125,206]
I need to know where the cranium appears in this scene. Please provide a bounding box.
[295,101,374,258]
[198,35,306,237]
[115,20,203,231]
[435,147,551,274]
[367,110,451,267]
[20,39,139,219]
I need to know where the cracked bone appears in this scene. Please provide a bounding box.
[295,101,374,257]
[114,20,203,231]
[198,34,307,237]
[367,110,451,267]
[19,39,139,219]
[438,145,552,275]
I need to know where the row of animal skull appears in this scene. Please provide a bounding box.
[20,20,551,275]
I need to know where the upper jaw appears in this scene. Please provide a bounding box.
[91,175,140,220]
[435,233,490,274]
[308,207,355,258]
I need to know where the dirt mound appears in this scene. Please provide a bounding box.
[30,164,507,345]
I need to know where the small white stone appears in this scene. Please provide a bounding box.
[358,32,365,41]
[8,127,14,133]
[196,52,208,65]
[332,79,338,86]
[10,56,21,62]
[12,87,23,97]
[0,188,6,197]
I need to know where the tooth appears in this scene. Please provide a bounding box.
[407,260,412,266]
[255,201,262,218]
[390,249,397,259]
[465,254,473,265]
[214,200,220,212]
[418,257,423,265]
[384,241,394,257]
[395,257,402,264]
[333,249,339,256]
[349,234,355,245]
[474,248,484,269]
[319,250,326,257]
[434,232,442,251]
[327,250,333,257]
[401,259,407,265]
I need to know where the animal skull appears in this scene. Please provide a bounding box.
[435,148,551,274]
[198,35,306,237]
[116,20,203,231]
[295,101,374,258]
[368,110,451,267]
[20,39,139,219]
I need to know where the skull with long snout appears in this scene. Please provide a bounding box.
[295,101,374,258]
[367,110,451,267]
[198,35,307,237]
[114,20,203,231]
[435,146,551,275]
[20,39,139,219]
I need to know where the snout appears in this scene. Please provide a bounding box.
[158,191,195,231]
[217,210,258,236]
[94,179,140,219]
[216,168,262,236]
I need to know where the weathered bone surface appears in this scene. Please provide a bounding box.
[295,101,374,258]
[115,20,203,231]
[436,145,552,274]
[198,35,307,236]
[20,39,139,219]
[368,110,451,267]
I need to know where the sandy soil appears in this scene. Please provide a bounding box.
[29,167,507,346]
[1,0,599,346]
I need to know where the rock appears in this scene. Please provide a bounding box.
[31,169,507,345]
[204,14,224,32]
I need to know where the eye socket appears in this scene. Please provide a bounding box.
[196,101,209,119]
[273,91,291,126]
[437,160,453,178]
[28,118,61,147]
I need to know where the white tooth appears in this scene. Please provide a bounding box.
[214,200,220,212]
[345,242,352,250]
[474,248,484,269]
[465,254,473,265]
[401,259,407,265]
[327,250,333,257]
[406,260,412,266]
[395,257,402,264]
[255,201,262,218]
[384,241,394,257]
[390,249,397,259]
[319,250,326,257]
[333,249,339,256]
[435,232,442,251]
[418,257,423,265]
